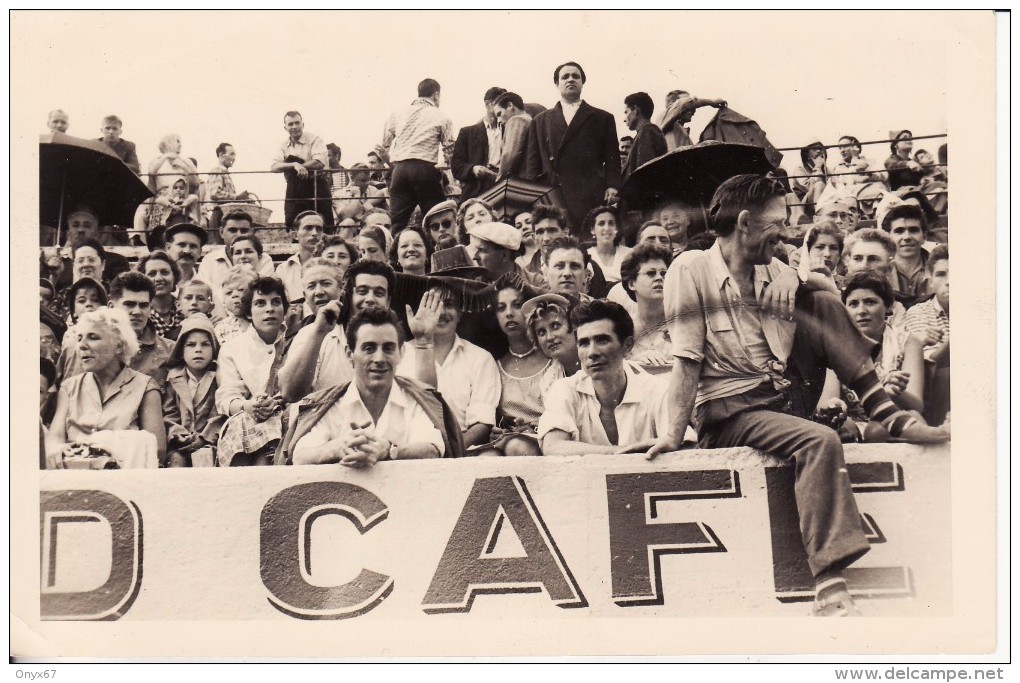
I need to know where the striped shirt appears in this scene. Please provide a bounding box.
[904,296,949,362]
[382,98,455,164]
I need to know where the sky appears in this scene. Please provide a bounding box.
[14,10,954,223]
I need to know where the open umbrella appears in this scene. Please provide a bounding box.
[478,177,553,222]
[40,132,153,241]
[620,141,776,210]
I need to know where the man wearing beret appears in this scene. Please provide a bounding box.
[164,223,208,289]
[466,221,535,285]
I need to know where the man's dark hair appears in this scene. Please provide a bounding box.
[215,142,233,158]
[326,143,341,156]
[553,61,586,84]
[102,114,123,127]
[344,258,396,301]
[108,271,155,301]
[928,244,948,274]
[570,299,634,345]
[483,86,507,103]
[620,135,634,143]
[624,91,655,120]
[222,210,254,227]
[418,78,441,98]
[292,210,324,230]
[137,250,182,285]
[841,270,894,309]
[619,243,672,296]
[72,237,106,261]
[708,173,788,237]
[240,276,289,320]
[881,204,928,234]
[495,91,525,111]
[346,307,404,351]
[283,110,302,121]
[531,204,567,227]
[546,235,586,264]
[511,209,534,227]
[685,231,717,252]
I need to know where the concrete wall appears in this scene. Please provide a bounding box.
[37,443,950,634]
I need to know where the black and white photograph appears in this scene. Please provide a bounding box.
[9,9,1005,673]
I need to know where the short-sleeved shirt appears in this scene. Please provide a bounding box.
[664,243,796,409]
[293,381,444,461]
[285,323,354,393]
[536,363,670,447]
[273,132,328,168]
[275,253,309,303]
[904,296,950,362]
[61,366,159,442]
[397,336,500,428]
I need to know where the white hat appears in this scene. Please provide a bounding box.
[466,221,521,251]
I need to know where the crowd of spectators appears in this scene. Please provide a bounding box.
[39,61,951,617]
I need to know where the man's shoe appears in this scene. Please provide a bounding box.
[813,589,863,617]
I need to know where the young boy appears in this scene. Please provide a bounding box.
[178,279,215,318]
[213,266,257,343]
[163,315,225,467]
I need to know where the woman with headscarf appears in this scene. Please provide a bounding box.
[132,175,200,242]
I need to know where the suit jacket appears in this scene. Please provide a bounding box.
[162,366,225,447]
[524,101,621,232]
[451,121,495,201]
[623,121,668,182]
[496,112,532,180]
[97,137,141,174]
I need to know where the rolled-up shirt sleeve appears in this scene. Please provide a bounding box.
[403,400,445,456]
[536,377,579,443]
[309,134,328,167]
[464,352,500,427]
[664,255,708,361]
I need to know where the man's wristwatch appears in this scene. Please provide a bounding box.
[387,441,399,461]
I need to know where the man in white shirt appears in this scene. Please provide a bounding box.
[538,299,672,455]
[398,286,500,448]
[275,210,326,303]
[197,210,276,317]
[279,258,395,402]
[289,308,448,466]
[269,111,333,230]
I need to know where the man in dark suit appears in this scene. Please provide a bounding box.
[524,62,621,234]
[451,86,506,202]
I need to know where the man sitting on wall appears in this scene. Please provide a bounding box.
[278,307,464,465]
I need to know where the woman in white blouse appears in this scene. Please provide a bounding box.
[583,205,631,285]
[215,276,289,466]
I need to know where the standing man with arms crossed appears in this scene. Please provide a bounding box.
[381,78,456,232]
[647,174,949,616]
